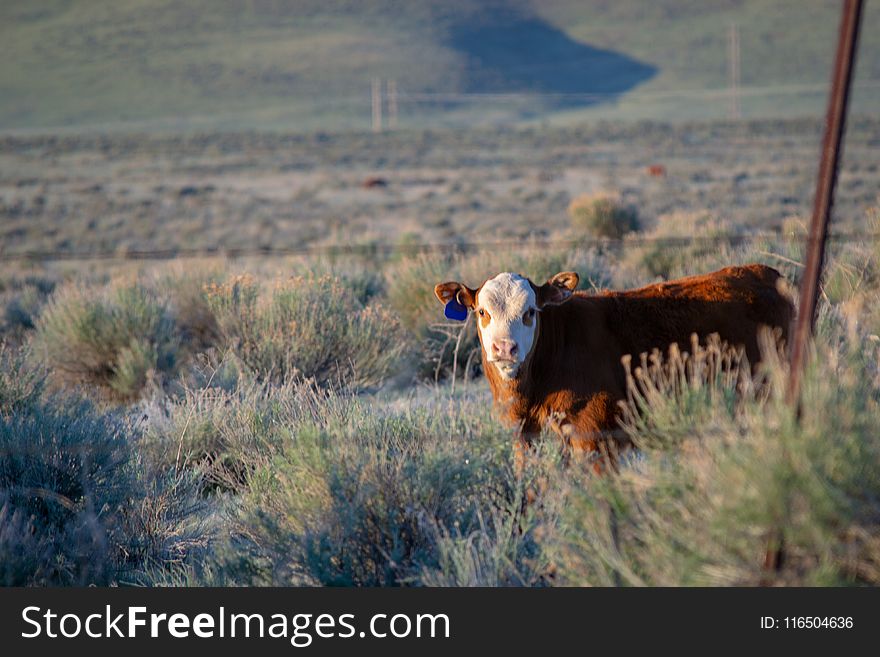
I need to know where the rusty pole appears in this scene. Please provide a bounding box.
[766,1,864,576]
[786,0,864,407]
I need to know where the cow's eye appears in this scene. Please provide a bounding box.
[478,308,485,317]
[524,308,535,320]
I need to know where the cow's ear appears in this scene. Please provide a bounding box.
[536,271,579,307]
[434,281,478,309]
[548,271,579,291]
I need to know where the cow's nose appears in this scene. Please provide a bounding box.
[491,339,518,360]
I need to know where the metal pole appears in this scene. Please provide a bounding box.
[786,0,863,407]
[388,79,398,129]
[371,78,383,133]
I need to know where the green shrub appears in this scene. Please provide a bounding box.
[306,261,387,305]
[161,271,222,353]
[0,396,207,585]
[416,510,552,586]
[0,344,44,416]
[205,274,408,389]
[553,330,880,586]
[0,274,56,345]
[568,192,640,240]
[37,283,180,401]
[0,502,55,586]
[120,466,211,584]
[820,244,879,306]
[140,378,286,493]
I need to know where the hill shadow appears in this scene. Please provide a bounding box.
[444,5,657,108]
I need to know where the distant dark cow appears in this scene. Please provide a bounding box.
[361,176,389,189]
[435,264,793,466]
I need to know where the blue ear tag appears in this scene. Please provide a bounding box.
[444,298,468,321]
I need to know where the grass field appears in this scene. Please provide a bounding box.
[3,0,880,131]
[2,115,879,586]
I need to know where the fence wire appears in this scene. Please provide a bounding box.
[1,231,878,263]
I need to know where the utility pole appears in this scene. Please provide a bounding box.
[387,79,398,130]
[371,78,383,133]
[728,23,741,120]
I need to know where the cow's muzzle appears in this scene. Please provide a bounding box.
[490,339,519,361]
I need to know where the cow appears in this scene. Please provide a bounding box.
[361,176,389,189]
[434,264,793,468]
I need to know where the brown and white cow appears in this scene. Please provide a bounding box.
[435,264,793,466]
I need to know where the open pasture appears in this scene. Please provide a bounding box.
[2,116,879,586]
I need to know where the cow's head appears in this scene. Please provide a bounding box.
[434,271,579,380]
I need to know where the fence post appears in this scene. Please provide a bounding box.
[371,78,383,133]
[761,0,864,579]
[728,23,741,120]
[387,79,398,129]
[786,0,864,408]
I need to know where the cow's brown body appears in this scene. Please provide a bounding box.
[481,264,793,457]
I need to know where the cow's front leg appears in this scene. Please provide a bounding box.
[513,418,541,478]
[565,394,630,473]
[513,419,543,509]
[566,427,615,474]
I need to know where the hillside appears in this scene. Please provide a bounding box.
[1,0,878,131]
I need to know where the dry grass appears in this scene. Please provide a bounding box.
[2,122,879,587]
[4,120,880,261]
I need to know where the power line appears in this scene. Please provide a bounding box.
[391,81,880,103]
[4,81,880,138]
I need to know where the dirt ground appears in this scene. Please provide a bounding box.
[2,117,878,259]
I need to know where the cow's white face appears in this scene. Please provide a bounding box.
[475,273,538,379]
[434,270,580,382]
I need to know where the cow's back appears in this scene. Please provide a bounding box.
[530,265,793,395]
